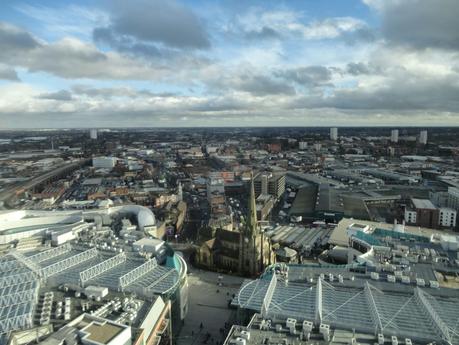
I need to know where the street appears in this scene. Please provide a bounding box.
[176,266,245,345]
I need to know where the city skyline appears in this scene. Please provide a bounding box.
[0,0,458,128]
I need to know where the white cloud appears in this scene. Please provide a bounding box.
[15,4,109,40]
[235,8,367,40]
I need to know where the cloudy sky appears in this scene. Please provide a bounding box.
[0,0,458,128]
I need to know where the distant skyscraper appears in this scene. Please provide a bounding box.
[391,129,399,143]
[330,127,338,141]
[419,130,428,145]
[89,129,98,140]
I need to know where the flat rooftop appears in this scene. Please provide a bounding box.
[82,321,124,344]
[412,198,436,210]
[226,314,379,345]
[329,217,452,247]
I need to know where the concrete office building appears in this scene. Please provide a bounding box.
[390,129,399,143]
[412,198,439,228]
[254,172,285,200]
[447,186,459,210]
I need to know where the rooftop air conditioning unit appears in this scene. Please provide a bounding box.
[240,331,250,340]
[233,337,246,345]
[302,320,313,333]
[320,324,330,341]
[286,318,296,334]
[401,276,410,284]
[258,320,265,330]
[429,281,439,288]
[371,272,379,280]
[416,278,425,287]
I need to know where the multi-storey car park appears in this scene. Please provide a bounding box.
[0,206,188,344]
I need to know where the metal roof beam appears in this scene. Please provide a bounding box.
[315,277,323,325]
[79,252,126,287]
[364,282,384,335]
[261,273,277,317]
[415,288,453,345]
[118,258,157,290]
[29,243,71,263]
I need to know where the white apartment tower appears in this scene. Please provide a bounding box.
[330,127,338,141]
[391,129,399,143]
[419,130,428,145]
[89,129,98,140]
[299,141,308,150]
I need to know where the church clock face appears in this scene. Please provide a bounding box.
[244,237,249,243]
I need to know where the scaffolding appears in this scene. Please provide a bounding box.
[41,248,98,278]
[0,272,36,289]
[0,304,36,335]
[29,243,71,263]
[0,288,38,307]
[79,253,126,287]
[118,258,157,291]
[9,251,42,279]
[0,258,22,273]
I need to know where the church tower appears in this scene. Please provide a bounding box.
[246,173,258,238]
[239,173,274,276]
[177,181,183,202]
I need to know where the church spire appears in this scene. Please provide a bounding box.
[247,172,258,237]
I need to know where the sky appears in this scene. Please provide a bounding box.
[0,0,458,128]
